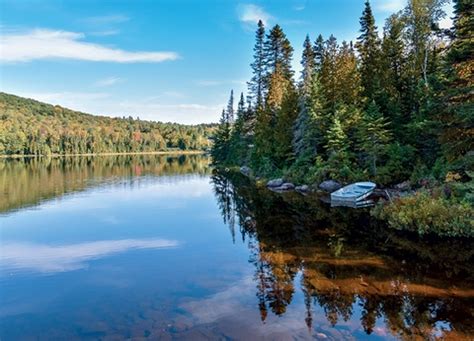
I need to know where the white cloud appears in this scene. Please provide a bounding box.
[0,28,179,63]
[81,14,130,25]
[238,4,272,26]
[95,76,123,87]
[1,238,179,273]
[90,29,121,36]
[374,0,406,12]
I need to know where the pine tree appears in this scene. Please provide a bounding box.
[300,34,316,95]
[226,90,234,124]
[313,34,325,73]
[326,116,349,157]
[335,41,362,109]
[228,93,248,164]
[211,109,231,164]
[248,20,266,109]
[380,14,406,134]
[356,0,382,103]
[319,35,339,113]
[293,78,323,160]
[264,25,294,80]
[438,0,474,160]
[357,101,392,175]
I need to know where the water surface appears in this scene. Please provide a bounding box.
[1,155,473,340]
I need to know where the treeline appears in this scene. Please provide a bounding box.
[212,0,473,186]
[0,92,215,155]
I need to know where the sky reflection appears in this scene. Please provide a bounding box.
[0,238,180,273]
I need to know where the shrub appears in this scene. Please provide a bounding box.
[372,191,474,237]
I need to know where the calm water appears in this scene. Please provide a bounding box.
[0,155,473,340]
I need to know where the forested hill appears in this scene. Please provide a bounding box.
[0,92,216,155]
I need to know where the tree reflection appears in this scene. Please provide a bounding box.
[211,170,474,340]
[0,154,211,214]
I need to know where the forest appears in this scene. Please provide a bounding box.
[211,0,473,237]
[0,92,215,155]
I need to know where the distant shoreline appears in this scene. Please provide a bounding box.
[0,150,207,159]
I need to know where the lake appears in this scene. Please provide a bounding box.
[1,155,473,340]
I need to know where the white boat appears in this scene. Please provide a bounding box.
[330,182,376,203]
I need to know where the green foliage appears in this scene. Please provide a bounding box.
[210,0,472,222]
[357,101,392,176]
[0,92,215,155]
[372,191,474,237]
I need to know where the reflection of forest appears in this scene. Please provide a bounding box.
[211,171,474,340]
[0,154,211,213]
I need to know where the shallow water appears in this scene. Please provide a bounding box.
[0,155,473,340]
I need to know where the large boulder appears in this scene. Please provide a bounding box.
[319,180,342,193]
[267,178,284,188]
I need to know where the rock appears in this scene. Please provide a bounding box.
[278,182,295,190]
[394,180,411,191]
[269,182,295,192]
[318,180,341,193]
[240,166,251,176]
[267,178,284,187]
[295,185,309,192]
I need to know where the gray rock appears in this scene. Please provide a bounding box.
[240,166,251,176]
[269,182,295,192]
[295,185,309,192]
[394,180,411,191]
[319,180,342,192]
[267,178,284,187]
[279,182,295,190]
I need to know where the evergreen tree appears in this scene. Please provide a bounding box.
[226,90,235,124]
[380,13,406,134]
[264,25,294,80]
[228,93,248,164]
[357,101,392,175]
[319,35,339,114]
[356,0,382,104]
[211,109,231,164]
[248,20,266,109]
[438,0,474,160]
[313,34,325,73]
[300,34,316,95]
[293,78,323,160]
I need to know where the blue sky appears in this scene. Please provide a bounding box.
[0,0,453,124]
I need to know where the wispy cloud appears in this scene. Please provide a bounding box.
[81,14,130,25]
[238,4,272,26]
[95,76,123,87]
[374,0,406,12]
[90,29,120,36]
[293,0,306,11]
[0,29,180,63]
[196,79,246,87]
[1,239,179,273]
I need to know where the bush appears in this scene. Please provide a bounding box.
[372,191,474,237]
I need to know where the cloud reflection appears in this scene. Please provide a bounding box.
[1,238,179,273]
